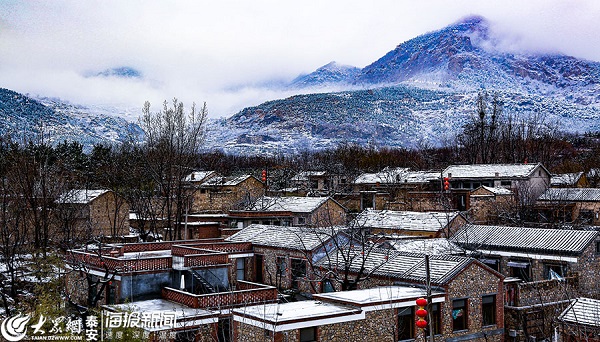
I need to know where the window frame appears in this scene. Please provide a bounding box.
[398,306,415,340]
[452,298,468,331]
[481,294,497,326]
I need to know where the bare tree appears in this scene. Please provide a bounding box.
[138,99,207,240]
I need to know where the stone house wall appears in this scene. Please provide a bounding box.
[469,193,515,224]
[441,262,504,342]
[252,246,315,294]
[192,178,265,213]
[88,191,130,237]
[307,199,347,227]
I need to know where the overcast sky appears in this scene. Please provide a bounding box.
[1,0,599,120]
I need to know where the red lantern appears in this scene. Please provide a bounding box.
[415,297,428,329]
[261,170,267,182]
[443,177,450,191]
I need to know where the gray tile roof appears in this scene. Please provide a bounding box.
[538,188,600,202]
[443,163,543,179]
[246,196,331,213]
[226,224,344,251]
[354,209,459,232]
[316,247,476,285]
[559,297,600,327]
[354,168,440,185]
[452,224,598,256]
[551,172,584,186]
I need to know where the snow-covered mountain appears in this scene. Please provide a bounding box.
[207,16,600,154]
[0,88,143,150]
[289,61,361,89]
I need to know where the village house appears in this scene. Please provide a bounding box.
[228,195,347,229]
[188,174,265,213]
[66,238,277,341]
[312,247,505,342]
[551,172,588,188]
[442,163,551,211]
[452,224,600,341]
[351,167,442,211]
[557,297,600,342]
[225,224,347,295]
[288,170,351,196]
[354,209,467,238]
[56,189,129,238]
[537,188,600,226]
[233,286,447,342]
[469,186,515,224]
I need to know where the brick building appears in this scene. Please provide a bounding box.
[537,188,600,226]
[226,224,348,295]
[57,189,129,238]
[452,224,600,341]
[354,209,466,238]
[313,247,505,341]
[351,168,442,211]
[228,196,347,229]
[442,163,551,211]
[469,186,515,224]
[189,174,265,213]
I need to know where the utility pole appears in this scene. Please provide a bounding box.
[425,254,435,342]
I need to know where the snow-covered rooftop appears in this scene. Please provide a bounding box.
[183,171,217,182]
[226,224,344,251]
[474,185,513,195]
[355,209,460,232]
[558,297,600,327]
[202,174,256,186]
[354,168,440,185]
[443,163,543,179]
[291,171,327,181]
[232,300,363,331]
[389,238,465,255]
[538,188,600,202]
[314,286,444,307]
[246,196,331,213]
[57,189,110,204]
[551,172,584,186]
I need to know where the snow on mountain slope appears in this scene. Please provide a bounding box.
[206,16,600,154]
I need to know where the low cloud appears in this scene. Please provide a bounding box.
[0,1,598,120]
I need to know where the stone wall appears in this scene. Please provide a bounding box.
[442,262,504,342]
[89,191,130,237]
[253,246,315,294]
[308,199,347,227]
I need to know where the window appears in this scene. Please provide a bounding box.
[480,258,500,272]
[291,259,307,289]
[596,241,600,254]
[452,299,468,331]
[544,264,565,280]
[276,257,286,277]
[500,180,511,187]
[482,295,496,326]
[322,279,335,293]
[398,307,415,340]
[297,217,306,225]
[509,260,531,282]
[426,303,441,336]
[299,327,316,342]
[236,258,245,281]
